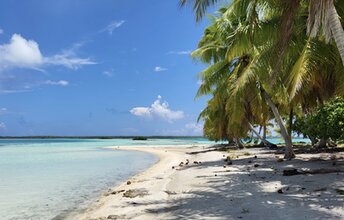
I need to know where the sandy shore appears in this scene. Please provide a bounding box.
[73,145,344,220]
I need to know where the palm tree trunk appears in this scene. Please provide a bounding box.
[263,125,267,140]
[234,138,244,149]
[328,0,344,66]
[261,90,295,159]
[248,123,268,145]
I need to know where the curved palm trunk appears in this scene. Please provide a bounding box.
[328,0,344,66]
[261,90,295,159]
[248,123,276,148]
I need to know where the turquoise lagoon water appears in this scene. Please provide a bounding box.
[0,138,215,220]
[0,137,309,220]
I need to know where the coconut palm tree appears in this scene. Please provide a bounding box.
[181,0,344,66]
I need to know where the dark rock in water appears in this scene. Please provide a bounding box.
[277,189,283,194]
[248,160,252,164]
[254,155,257,159]
[127,180,132,185]
[254,164,259,168]
[283,168,299,176]
[132,137,147,141]
[332,161,337,166]
[227,161,232,165]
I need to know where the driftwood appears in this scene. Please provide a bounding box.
[283,168,344,176]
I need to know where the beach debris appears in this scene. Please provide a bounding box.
[215,174,217,176]
[283,168,299,176]
[254,164,259,168]
[224,156,230,162]
[172,166,175,169]
[179,162,184,167]
[335,189,344,195]
[314,187,327,192]
[193,161,199,164]
[107,215,125,219]
[223,165,226,168]
[111,189,125,195]
[330,155,336,160]
[186,159,189,165]
[241,208,250,213]
[127,181,132,185]
[123,189,148,198]
[283,168,343,176]
[277,158,284,163]
[165,190,178,195]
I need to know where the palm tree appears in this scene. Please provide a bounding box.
[181,0,344,66]
[307,0,344,65]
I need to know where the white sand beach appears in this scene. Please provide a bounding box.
[74,145,344,220]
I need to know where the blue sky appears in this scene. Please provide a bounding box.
[0,0,216,136]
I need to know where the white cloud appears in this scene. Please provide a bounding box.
[130,107,151,117]
[43,54,96,70]
[130,96,184,123]
[154,66,167,72]
[103,69,114,77]
[102,20,125,35]
[0,34,96,71]
[167,50,191,55]
[0,28,4,34]
[43,80,69,86]
[0,34,43,69]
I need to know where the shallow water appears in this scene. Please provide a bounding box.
[0,138,219,220]
[0,137,309,219]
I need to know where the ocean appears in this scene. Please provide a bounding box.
[0,137,309,219]
[0,138,214,220]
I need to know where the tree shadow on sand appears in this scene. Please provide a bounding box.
[138,151,344,219]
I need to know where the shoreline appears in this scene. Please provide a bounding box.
[70,144,204,220]
[73,145,344,220]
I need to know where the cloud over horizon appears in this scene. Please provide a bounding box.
[0,34,96,71]
[130,96,184,123]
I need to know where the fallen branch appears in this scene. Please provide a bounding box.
[283,168,344,176]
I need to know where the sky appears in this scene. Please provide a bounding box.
[0,0,218,136]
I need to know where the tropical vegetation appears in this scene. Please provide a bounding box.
[181,0,344,159]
